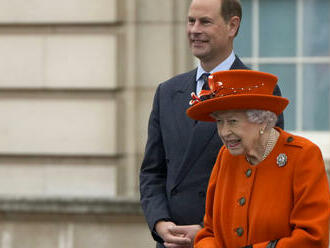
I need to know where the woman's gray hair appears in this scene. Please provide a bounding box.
[246,109,278,128]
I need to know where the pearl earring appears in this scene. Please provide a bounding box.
[259,129,264,135]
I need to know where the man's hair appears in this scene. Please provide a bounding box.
[220,0,242,23]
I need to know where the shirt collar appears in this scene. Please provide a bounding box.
[196,51,236,81]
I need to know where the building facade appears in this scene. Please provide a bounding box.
[0,0,328,247]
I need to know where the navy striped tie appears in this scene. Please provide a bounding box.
[201,73,210,90]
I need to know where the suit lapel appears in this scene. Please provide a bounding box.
[172,70,197,143]
[171,70,197,150]
[173,121,217,188]
[171,69,216,188]
[172,56,248,188]
[171,69,217,188]
[230,56,249,70]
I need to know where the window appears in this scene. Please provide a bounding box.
[235,0,330,131]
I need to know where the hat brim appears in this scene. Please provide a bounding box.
[186,94,289,122]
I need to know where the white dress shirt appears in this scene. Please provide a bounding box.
[195,51,236,95]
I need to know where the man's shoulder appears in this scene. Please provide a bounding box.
[160,68,196,87]
[230,55,249,70]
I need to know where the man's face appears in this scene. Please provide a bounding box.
[187,0,234,64]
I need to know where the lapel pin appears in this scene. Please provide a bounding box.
[277,153,287,167]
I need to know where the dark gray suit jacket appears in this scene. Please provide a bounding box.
[140,57,284,248]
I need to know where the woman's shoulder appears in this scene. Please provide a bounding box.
[279,128,320,152]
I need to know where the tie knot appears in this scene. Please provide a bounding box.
[201,73,210,90]
[201,73,210,82]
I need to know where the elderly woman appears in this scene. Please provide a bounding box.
[187,70,330,248]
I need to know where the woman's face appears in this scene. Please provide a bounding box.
[211,110,264,156]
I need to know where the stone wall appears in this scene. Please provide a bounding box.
[0,0,192,247]
[0,0,328,247]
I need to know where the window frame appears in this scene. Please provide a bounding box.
[242,0,330,162]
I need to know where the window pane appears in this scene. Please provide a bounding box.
[259,64,296,130]
[234,0,252,57]
[259,0,296,57]
[303,64,330,130]
[303,0,330,56]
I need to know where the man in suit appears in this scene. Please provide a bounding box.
[140,0,284,247]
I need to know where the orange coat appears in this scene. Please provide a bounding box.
[194,128,330,248]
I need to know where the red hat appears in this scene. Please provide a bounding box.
[186,70,289,122]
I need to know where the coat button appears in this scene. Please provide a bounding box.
[239,197,246,206]
[287,136,294,143]
[245,169,252,177]
[236,227,244,237]
[199,191,206,198]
